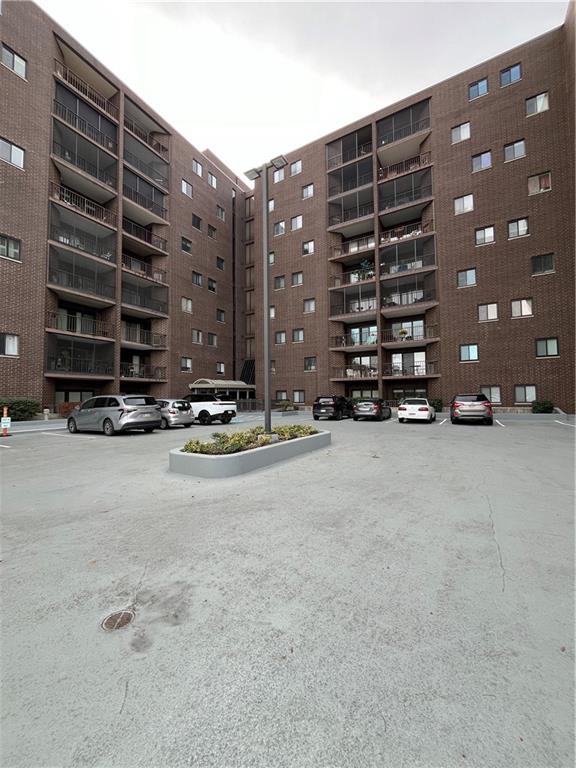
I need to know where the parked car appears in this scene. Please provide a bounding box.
[156,399,194,429]
[353,398,392,422]
[397,398,436,423]
[184,394,237,425]
[450,393,493,425]
[312,395,354,421]
[67,395,161,436]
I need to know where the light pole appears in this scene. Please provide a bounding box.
[245,155,288,433]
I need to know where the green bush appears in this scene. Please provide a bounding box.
[428,398,443,413]
[0,398,40,421]
[532,400,554,414]
[275,399,295,411]
[182,424,318,455]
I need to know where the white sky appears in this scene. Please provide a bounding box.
[36,0,568,181]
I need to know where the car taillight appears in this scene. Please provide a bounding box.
[453,401,463,408]
[418,407,429,411]
[398,405,406,411]
[168,409,177,414]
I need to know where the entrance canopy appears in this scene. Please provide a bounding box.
[188,379,256,399]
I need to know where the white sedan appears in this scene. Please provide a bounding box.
[397,398,436,423]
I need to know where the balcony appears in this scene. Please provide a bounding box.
[376,100,431,165]
[330,286,378,321]
[48,248,116,307]
[330,265,375,288]
[381,325,440,348]
[50,217,116,263]
[45,334,114,379]
[380,183,432,213]
[328,186,375,237]
[380,237,436,279]
[123,183,168,226]
[46,310,113,339]
[330,234,376,263]
[121,326,167,349]
[380,219,434,246]
[52,125,117,203]
[121,279,168,317]
[378,152,431,182]
[121,254,167,284]
[381,288,438,317]
[120,362,167,381]
[48,266,115,305]
[46,355,114,378]
[54,59,119,121]
[49,182,117,229]
[122,218,168,254]
[378,117,431,149]
[326,140,372,171]
[381,361,439,378]
[53,99,117,154]
[331,365,378,381]
[124,146,169,190]
[124,115,169,159]
[330,332,378,350]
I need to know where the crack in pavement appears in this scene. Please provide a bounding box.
[486,495,506,593]
[118,679,129,716]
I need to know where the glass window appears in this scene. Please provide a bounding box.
[1,44,26,78]
[528,172,551,195]
[269,305,275,318]
[500,63,521,87]
[274,275,285,290]
[304,356,317,371]
[454,194,474,215]
[276,390,287,401]
[0,137,24,168]
[268,199,274,212]
[268,251,275,264]
[472,151,492,172]
[460,343,479,362]
[302,183,314,199]
[208,278,216,292]
[536,338,558,357]
[181,179,193,197]
[192,271,203,286]
[192,159,203,177]
[451,122,470,144]
[293,390,305,403]
[216,308,225,322]
[302,240,315,255]
[508,218,529,238]
[273,221,285,236]
[526,92,549,116]
[270,360,276,374]
[208,225,216,239]
[292,328,304,343]
[504,139,525,162]
[181,236,192,253]
[191,329,202,344]
[291,215,303,231]
[207,333,217,347]
[478,303,498,322]
[475,226,495,245]
[457,268,476,287]
[216,257,225,270]
[511,298,533,317]
[216,362,225,375]
[290,160,302,176]
[181,297,192,313]
[291,271,303,286]
[181,357,193,372]
[469,78,488,100]
[531,253,554,275]
[0,234,21,261]
[480,386,502,403]
[192,214,202,230]
[208,172,217,189]
[273,168,284,183]
[0,333,19,355]
[275,331,286,344]
[216,205,225,221]
[303,298,316,313]
[515,385,537,403]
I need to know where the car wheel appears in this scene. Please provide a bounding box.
[353,416,358,422]
[160,417,169,430]
[67,418,78,434]
[399,418,405,423]
[183,423,193,428]
[313,415,320,421]
[335,411,343,421]
[103,418,115,437]
[485,417,494,425]
[432,414,436,422]
[143,428,155,433]
[198,411,212,426]
[220,414,232,424]
[377,413,384,421]
[450,417,457,424]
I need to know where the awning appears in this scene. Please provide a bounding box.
[188,379,255,390]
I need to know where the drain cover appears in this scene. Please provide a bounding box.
[101,609,135,631]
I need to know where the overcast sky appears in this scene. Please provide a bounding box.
[36,0,568,180]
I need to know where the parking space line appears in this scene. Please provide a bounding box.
[554,420,576,428]
[0,443,12,448]
[439,418,447,425]
[495,420,506,427]
[40,432,96,440]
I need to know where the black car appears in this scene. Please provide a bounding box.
[353,398,392,422]
[313,395,354,421]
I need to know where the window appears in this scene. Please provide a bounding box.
[181,179,193,197]
[293,390,305,403]
[451,122,470,144]
[192,158,203,177]
[268,251,275,265]
[460,343,479,362]
[515,385,537,403]
[1,44,26,78]
[302,240,315,256]
[480,386,502,404]
[536,337,558,357]
[504,139,525,162]
[302,183,314,199]
[276,390,287,401]
[292,328,304,343]
[208,172,217,189]
[472,151,492,172]
[216,308,225,323]
[207,333,217,347]
[269,305,275,319]
[216,205,225,221]
[526,92,549,116]
[291,271,303,286]
[454,194,474,215]
[290,160,302,176]
[508,218,529,239]
[304,356,317,371]
[0,137,24,168]
[270,360,276,374]
[275,331,286,344]
[268,199,274,212]
[291,215,303,231]
[528,172,551,195]
[478,303,498,322]
[181,236,192,254]
[0,234,21,262]
[273,221,285,236]
[245,196,254,217]
[511,298,533,317]
[191,329,203,344]
[303,298,316,313]
[181,297,193,313]
[531,253,555,275]
[273,168,284,183]
[208,225,216,239]
[192,271,203,287]
[500,63,521,87]
[208,278,216,292]
[180,357,193,372]
[457,268,476,287]
[216,362,225,375]
[475,226,495,246]
[192,214,202,230]
[469,78,488,100]
[274,275,285,290]
[245,220,254,241]
[216,257,225,271]
[0,333,19,356]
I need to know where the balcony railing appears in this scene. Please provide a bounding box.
[121,327,167,347]
[326,141,372,170]
[121,254,167,283]
[331,267,375,287]
[49,182,118,228]
[378,152,431,181]
[46,355,114,375]
[53,100,117,154]
[54,60,119,121]
[378,117,430,147]
[380,184,433,212]
[380,253,435,276]
[332,365,378,379]
[382,362,438,377]
[330,333,378,348]
[329,202,374,226]
[50,223,116,262]
[52,141,116,188]
[122,288,168,314]
[331,299,378,316]
[123,148,169,188]
[380,220,434,245]
[124,115,169,158]
[381,325,439,343]
[332,235,376,259]
[46,310,113,338]
[381,289,436,308]
[122,218,168,252]
[48,268,116,299]
[123,185,167,219]
[120,362,167,380]
[329,172,373,198]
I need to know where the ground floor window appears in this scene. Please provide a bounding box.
[349,388,378,399]
[55,390,95,405]
[391,388,427,402]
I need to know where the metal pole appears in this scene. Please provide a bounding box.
[262,164,271,432]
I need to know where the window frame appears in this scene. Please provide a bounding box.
[291,271,303,287]
[459,343,479,362]
[535,337,558,358]
[275,331,286,345]
[515,384,537,404]
[500,63,522,87]
[480,385,502,404]
[181,296,193,313]
[471,150,492,173]
[504,139,526,163]
[511,298,533,318]
[192,158,203,177]
[508,218,529,239]
[291,215,303,231]
[180,357,193,373]
[454,194,474,215]
[181,179,193,198]
[469,77,489,101]
[528,171,551,196]
[0,137,24,169]
[290,160,302,176]
[457,268,477,288]
[475,225,495,246]
[181,236,192,254]
[0,332,19,356]
[302,240,315,256]
[451,122,471,144]
[292,328,304,343]
[478,303,498,322]
[526,92,549,117]
[304,356,317,372]
[0,234,21,262]
[273,220,285,237]
[1,43,27,79]
[531,253,555,276]
[302,183,314,199]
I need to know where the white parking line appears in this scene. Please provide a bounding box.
[40,432,96,440]
[554,420,576,428]
[0,443,12,448]
[495,420,506,427]
[439,418,447,425]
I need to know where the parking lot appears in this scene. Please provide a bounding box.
[1,414,574,768]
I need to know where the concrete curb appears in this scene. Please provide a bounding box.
[169,430,331,478]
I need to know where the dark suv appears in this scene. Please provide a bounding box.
[313,395,354,421]
[450,393,494,425]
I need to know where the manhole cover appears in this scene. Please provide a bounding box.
[101,609,135,631]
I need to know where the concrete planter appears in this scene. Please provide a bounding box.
[169,430,331,478]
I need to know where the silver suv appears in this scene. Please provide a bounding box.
[156,399,194,429]
[67,395,162,436]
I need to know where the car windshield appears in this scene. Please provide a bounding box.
[123,396,157,406]
[456,394,488,402]
[404,398,428,405]
[174,401,191,410]
[357,400,377,405]
[317,398,335,404]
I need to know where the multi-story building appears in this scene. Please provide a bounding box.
[0,0,248,412]
[246,3,575,412]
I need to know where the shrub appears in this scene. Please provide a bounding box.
[275,399,295,411]
[428,398,443,413]
[532,400,554,414]
[182,424,318,455]
[0,398,40,421]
